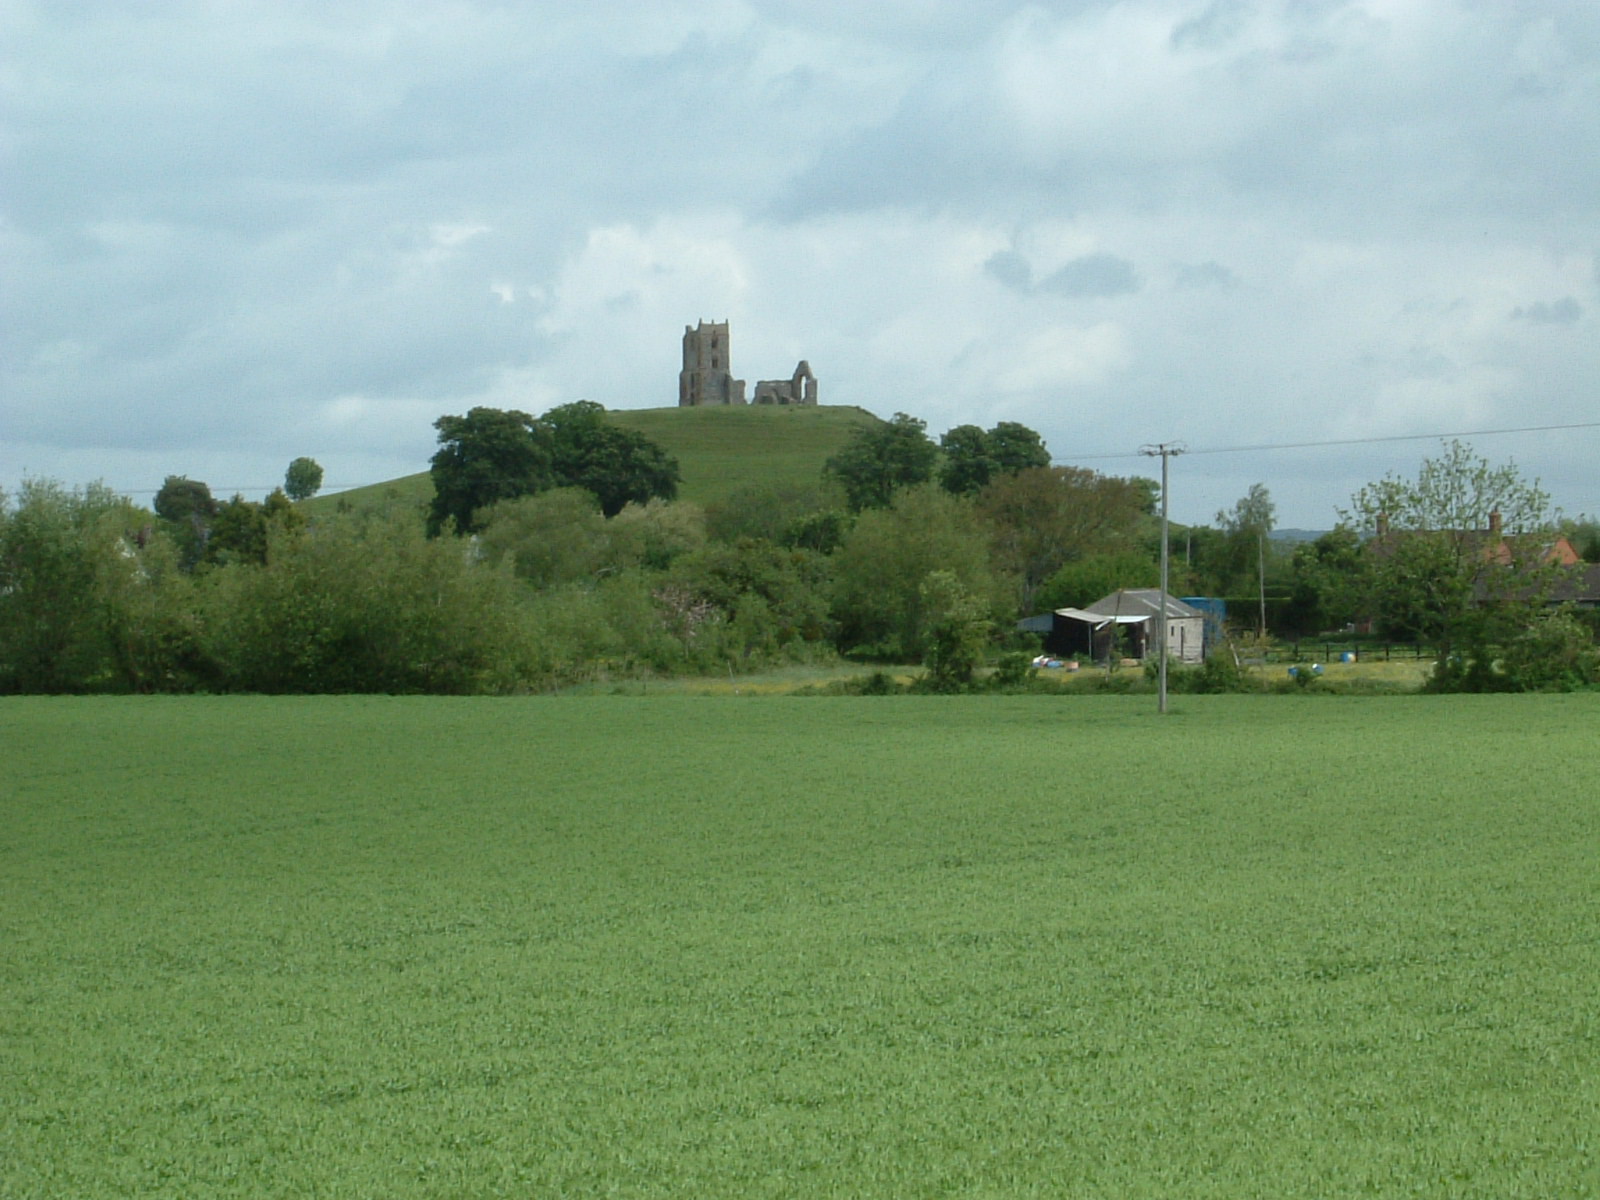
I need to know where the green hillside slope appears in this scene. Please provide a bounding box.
[306,404,882,516]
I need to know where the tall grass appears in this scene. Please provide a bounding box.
[4,695,1597,1196]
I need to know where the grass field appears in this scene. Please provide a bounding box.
[4,695,1599,1197]
[304,404,881,517]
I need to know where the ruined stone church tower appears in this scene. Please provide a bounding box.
[679,320,745,406]
[678,320,817,407]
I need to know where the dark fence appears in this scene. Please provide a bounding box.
[1271,641,1434,664]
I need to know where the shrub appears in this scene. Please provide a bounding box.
[1163,653,1257,694]
[989,651,1037,689]
[0,481,155,692]
[1500,610,1600,692]
[203,509,546,693]
[919,570,993,692]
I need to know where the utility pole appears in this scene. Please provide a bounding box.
[1139,442,1186,714]
[1258,529,1267,640]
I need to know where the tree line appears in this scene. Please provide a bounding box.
[2,406,1596,694]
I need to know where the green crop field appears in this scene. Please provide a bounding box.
[305,404,881,516]
[4,695,1598,1197]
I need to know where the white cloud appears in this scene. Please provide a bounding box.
[991,324,1133,393]
[2,0,1597,526]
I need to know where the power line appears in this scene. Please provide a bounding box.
[1056,420,1600,464]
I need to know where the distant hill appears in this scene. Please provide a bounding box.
[304,404,884,517]
[1269,528,1330,545]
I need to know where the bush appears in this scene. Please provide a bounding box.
[203,509,546,693]
[1424,651,1515,694]
[831,485,1007,660]
[1163,653,1257,694]
[989,651,1037,689]
[918,570,992,692]
[0,481,156,692]
[795,670,907,696]
[1500,610,1600,692]
[856,670,906,695]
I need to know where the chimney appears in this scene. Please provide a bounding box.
[1489,510,1502,537]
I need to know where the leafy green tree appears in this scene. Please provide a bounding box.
[1207,483,1275,594]
[1036,550,1158,612]
[1169,524,1225,594]
[1219,483,1276,539]
[609,497,705,570]
[937,425,995,495]
[478,488,617,589]
[1207,483,1278,632]
[204,506,544,693]
[705,480,845,546]
[153,475,219,567]
[1341,440,1567,678]
[977,466,1152,610]
[0,481,139,691]
[208,495,269,566]
[670,539,834,652]
[1284,526,1367,634]
[1500,608,1599,691]
[988,421,1051,474]
[542,401,680,517]
[427,407,553,536]
[918,570,992,691]
[154,475,217,525]
[206,490,306,567]
[431,403,680,533]
[783,508,851,554]
[940,421,1051,495]
[1558,516,1600,563]
[825,413,939,511]
[283,457,325,501]
[1129,476,1160,517]
[830,484,1006,659]
[101,523,212,694]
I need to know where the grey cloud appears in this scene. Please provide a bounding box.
[1511,297,1583,325]
[1171,0,1253,52]
[1038,254,1139,299]
[784,4,1600,240]
[3,0,884,472]
[984,250,1033,292]
[6,2,1600,527]
[1174,261,1240,290]
[985,248,1145,299]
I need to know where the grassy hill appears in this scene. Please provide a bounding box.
[305,404,882,516]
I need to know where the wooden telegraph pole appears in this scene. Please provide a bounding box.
[1139,442,1185,714]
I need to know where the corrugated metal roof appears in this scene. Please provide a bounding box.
[1053,607,1149,627]
[1083,589,1204,620]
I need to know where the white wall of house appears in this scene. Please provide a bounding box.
[1166,617,1205,664]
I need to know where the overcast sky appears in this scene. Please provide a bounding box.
[4,0,1597,528]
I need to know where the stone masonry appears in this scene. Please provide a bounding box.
[678,320,817,407]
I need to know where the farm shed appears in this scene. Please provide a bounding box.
[1018,590,1206,664]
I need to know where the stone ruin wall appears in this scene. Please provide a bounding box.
[678,320,817,407]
